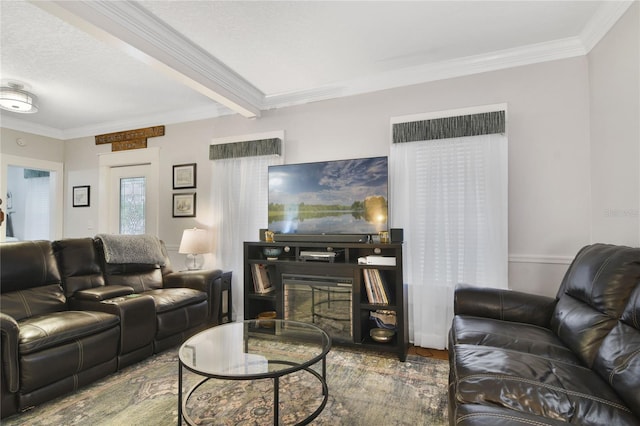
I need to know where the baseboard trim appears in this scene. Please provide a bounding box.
[508,254,573,265]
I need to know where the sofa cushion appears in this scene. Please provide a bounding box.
[0,241,61,294]
[551,295,620,368]
[53,238,105,297]
[450,316,580,364]
[143,288,207,313]
[104,265,164,292]
[452,344,638,425]
[19,326,119,394]
[593,285,640,418]
[2,284,66,321]
[156,300,208,340]
[551,244,640,368]
[18,311,119,354]
[454,404,569,426]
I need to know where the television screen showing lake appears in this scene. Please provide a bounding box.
[268,157,388,235]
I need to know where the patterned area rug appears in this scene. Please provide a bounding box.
[4,346,448,425]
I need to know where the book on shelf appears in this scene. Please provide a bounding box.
[377,270,390,304]
[363,269,389,304]
[363,268,375,303]
[251,263,274,294]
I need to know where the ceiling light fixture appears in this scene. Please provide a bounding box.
[0,83,39,114]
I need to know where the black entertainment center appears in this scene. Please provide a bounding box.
[243,240,408,361]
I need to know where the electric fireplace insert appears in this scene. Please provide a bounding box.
[282,273,353,343]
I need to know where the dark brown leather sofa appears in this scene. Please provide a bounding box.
[0,237,231,419]
[448,243,640,425]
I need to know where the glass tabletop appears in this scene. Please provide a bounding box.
[179,319,331,379]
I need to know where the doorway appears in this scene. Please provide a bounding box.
[98,148,159,236]
[0,155,63,242]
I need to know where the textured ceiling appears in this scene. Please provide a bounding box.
[0,1,630,140]
[0,1,217,134]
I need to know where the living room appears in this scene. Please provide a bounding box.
[1,1,639,425]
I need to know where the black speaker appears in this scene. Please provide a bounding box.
[390,228,404,243]
[259,229,267,241]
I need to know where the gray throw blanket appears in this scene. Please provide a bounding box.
[96,234,165,265]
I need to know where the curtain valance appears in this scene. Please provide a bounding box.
[392,111,505,144]
[209,138,281,160]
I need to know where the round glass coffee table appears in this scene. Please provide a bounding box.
[178,319,331,425]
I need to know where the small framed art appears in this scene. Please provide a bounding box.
[173,163,197,189]
[73,186,90,207]
[173,193,196,217]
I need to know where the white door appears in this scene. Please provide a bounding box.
[108,164,157,235]
[98,147,160,236]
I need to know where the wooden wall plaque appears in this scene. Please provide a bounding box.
[112,139,148,151]
[95,125,164,151]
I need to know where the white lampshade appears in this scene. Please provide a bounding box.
[179,228,210,254]
[179,228,210,270]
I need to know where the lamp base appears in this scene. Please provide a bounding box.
[185,253,204,270]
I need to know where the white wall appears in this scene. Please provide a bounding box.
[202,57,595,298]
[0,127,65,161]
[588,2,640,247]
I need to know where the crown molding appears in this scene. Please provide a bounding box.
[1,104,233,140]
[33,0,263,118]
[262,86,348,110]
[580,1,634,53]
[0,115,65,140]
[262,2,634,111]
[61,104,234,140]
[264,36,587,110]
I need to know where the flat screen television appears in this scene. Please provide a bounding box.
[268,156,388,236]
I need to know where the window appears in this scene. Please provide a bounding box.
[119,176,146,235]
[390,107,508,349]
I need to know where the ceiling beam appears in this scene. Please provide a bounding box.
[32,0,263,118]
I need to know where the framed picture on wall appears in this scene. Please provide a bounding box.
[173,163,197,189]
[72,186,90,207]
[173,193,196,217]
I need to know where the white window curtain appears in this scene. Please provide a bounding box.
[390,133,508,349]
[210,155,283,321]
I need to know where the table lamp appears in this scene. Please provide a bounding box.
[178,228,210,270]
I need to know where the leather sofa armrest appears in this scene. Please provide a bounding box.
[0,313,20,392]
[164,269,232,325]
[163,269,223,292]
[73,285,135,301]
[454,284,557,328]
[70,295,156,358]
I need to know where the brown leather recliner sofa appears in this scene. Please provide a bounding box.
[0,236,232,419]
[448,243,640,425]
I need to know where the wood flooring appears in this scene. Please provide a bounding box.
[408,345,448,360]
